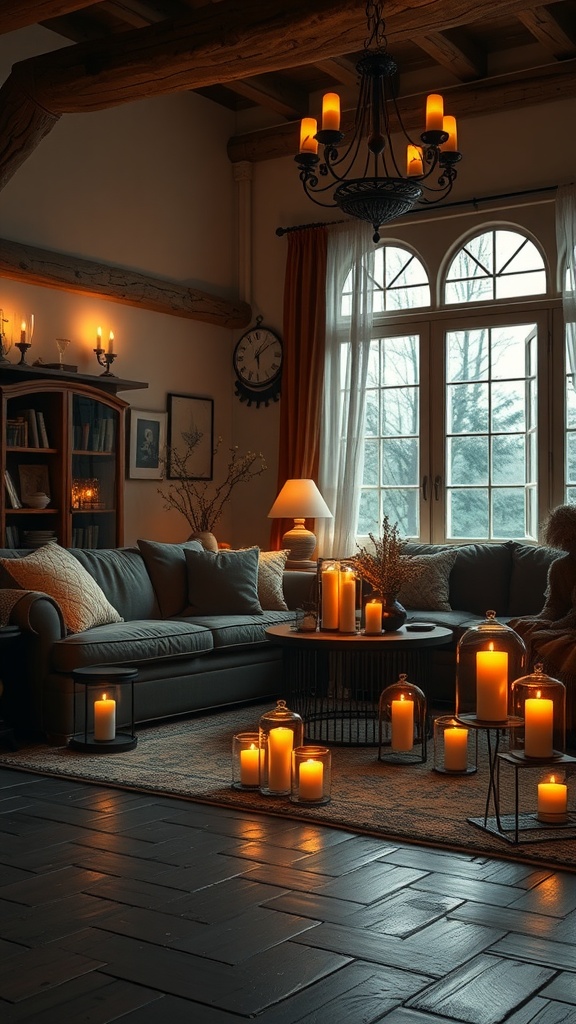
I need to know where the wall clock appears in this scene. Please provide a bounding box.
[233,316,283,408]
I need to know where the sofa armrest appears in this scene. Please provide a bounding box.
[1,589,66,737]
[282,571,317,611]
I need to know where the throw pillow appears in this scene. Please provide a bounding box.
[398,549,458,611]
[185,546,262,615]
[0,543,123,634]
[137,538,203,618]
[258,550,289,611]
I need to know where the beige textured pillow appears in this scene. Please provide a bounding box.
[0,543,123,633]
[398,549,458,611]
[258,550,289,610]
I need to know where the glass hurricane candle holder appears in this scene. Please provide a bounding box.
[433,715,478,774]
[509,663,566,759]
[232,731,263,790]
[290,745,331,804]
[455,610,526,722]
[338,565,359,634]
[259,699,304,795]
[378,674,427,764]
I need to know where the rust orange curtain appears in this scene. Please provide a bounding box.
[270,225,328,549]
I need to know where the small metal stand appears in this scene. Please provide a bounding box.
[458,713,523,827]
[69,665,138,752]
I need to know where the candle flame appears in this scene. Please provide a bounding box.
[249,743,256,751]
[536,690,541,699]
[488,642,494,652]
[550,775,556,784]
[102,693,107,700]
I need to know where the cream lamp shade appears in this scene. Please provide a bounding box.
[268,478,332,564]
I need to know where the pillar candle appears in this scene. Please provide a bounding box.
[365,599,382,634]
[524,694,554,758]
[299,117,318,154]
[96,325,102,348]
[108,330,115,354]
[476,647,508,721]
[240,743,261,786]
[267,727,294,792]
[391,695,414,751]
[321,566,339,630]
[406,144,423,176]
[299,758,324,801]
[339,572,356,633]
[444,726,468,771]
[94,693,116,742]
[425,93,444,132]
[322,92,340,131]
[441,114,457,151]
[537,776,567,819]
[20,320,26,343]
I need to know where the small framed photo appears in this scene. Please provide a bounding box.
[128,409,167,479]
[167,393,214,480]
[18,464,50,503]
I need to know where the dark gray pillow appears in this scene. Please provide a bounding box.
[184,546,263,615]
[138,539,203,618]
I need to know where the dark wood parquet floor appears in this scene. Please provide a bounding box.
[1,765,576,1024]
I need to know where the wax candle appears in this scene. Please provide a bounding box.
[339,571,356,633]
[426,93,444,132]
[96,325,102,348]
[476,646,508,721]
[441,115,457,151]
[299,117,318,155]
[321,565,339,630]
[20,320,26,343]
[299,758,324,801]
[406,144,423,176]
[240,743,261,786]
[444,725,468,771]
[94,693,116,742]
[108,330,115,354]
[537,775,568,821]
[365,599,382,634]
[391,695,414,751]
[268,727,294,792]
[322,92,340,132]
[524,692,553,758]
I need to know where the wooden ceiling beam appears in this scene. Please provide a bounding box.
[227,76,309,122]
[415,30,486,82]
[517,6,576,59]
[227,57,576,164]
[0,1,93,34]
[313,56,359,90]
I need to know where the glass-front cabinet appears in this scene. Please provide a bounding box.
[1,377,128,550]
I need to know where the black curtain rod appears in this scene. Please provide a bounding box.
[275,185,559,236]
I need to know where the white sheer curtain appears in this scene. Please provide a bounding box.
[556,182,576,386]
[317,220,374,558]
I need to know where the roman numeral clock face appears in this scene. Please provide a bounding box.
[233,319,283,407]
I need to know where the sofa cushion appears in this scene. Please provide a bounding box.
[399,549,458,611]
[507,543,560,616]
[0,543,123,634]
[405,542,513,617]
[137,539,204,618]
[50,618,214,673]
[72,548,159,621]
[182,609,295,650]
[258,550,289,610]
[185,546,262,615]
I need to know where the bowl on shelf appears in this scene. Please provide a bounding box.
[25,492,50,509]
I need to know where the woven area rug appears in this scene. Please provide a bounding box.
[2,703,575,871]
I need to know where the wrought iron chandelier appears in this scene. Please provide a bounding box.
[295,0,462,242]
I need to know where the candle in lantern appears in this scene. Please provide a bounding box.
[20,320,27,343]
[339,570,356,633]
[299,117,318,155]
[391,694,414,751]
[321,565,339,630]
[322,92,340,132]
[425,93,444,132]
[240,743,261,787]
[94,692,116,742]
[268,726,294,792]
[524,692,554,758]
[365,599,382,634]
[476,645,508,721]
[406,144,423,176]
[299,758,324,801]
[108,330,115,354]
[537,775,568,821]
[444,725,468,772]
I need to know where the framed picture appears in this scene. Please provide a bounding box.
[167,393,214,480]
[128,409,167,480]
[18,464,50,503]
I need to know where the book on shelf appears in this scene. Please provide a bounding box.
[23,408,40,448]
[36,410,50,448]
[6,417,28,447]
[4,470,22,508]
[4,524,21,548]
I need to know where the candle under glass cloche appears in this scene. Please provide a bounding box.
[378,674,427,764]
[290,745,331,805]
[455,611,526,722]
[509,663,566,759]
[258,699,304,796]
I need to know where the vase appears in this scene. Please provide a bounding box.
[188,531,218,552]
[380,593,407,632]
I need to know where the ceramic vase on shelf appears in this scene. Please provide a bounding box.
[380,593,407,632]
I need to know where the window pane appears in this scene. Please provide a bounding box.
[492,382,525,432]
[382,387,419,436]
[448,489,489,539]
[445,278,493,305]
[357,489,379,536]
[447,382,489,433]
[382,438,419,486]
[382,489,419,538]
[363,439,378,486]
[365,391,379,437]
[492,435,525,485]
[492,489,526,539]
[496,270,546,299]
[448,436,488,485]
[382,336,419,386]
[446,330,488,382]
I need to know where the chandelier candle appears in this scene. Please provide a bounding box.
[322,93,340,132]
[267,727,294,793]
[476,646,508,720]
[94,693,116,742]
[425,93,444,132]
[299,118,318,155]
[524,693,554,758]
[391,694,414,751]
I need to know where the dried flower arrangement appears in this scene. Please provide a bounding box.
[349,515,417,596]
[158,436,266,534]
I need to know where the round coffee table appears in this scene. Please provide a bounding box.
[265,623,453,746]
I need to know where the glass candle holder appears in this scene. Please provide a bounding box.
[378,674,427,764]
[259,699,304,795]
[433,715,478,774]
[455,610,526,722]
[232,731,263,790]
[318,559,341,631]
[509,663,566,759]
[338,565,358,634]
[290,745,331,804]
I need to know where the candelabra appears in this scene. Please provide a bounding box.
[15,340,31,365]
[94,346,117,376]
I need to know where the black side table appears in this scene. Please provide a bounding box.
[0,625,20,750]
[70,665,138,753]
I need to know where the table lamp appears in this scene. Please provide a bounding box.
[268,478,332,565]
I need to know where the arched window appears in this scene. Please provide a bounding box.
[444,228,546,304]
[342,244,430,316]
